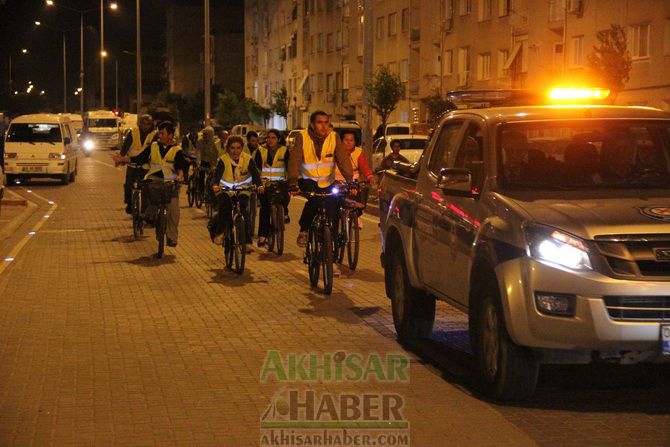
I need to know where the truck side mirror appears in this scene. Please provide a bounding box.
[437,167,478,197]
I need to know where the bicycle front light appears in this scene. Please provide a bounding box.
[331,186,340,194]
[525,224,592,271]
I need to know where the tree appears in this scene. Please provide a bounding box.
[587,24,632,101]
[365,66,405,129]
[421,93,456,125]
[215,89,247,127]
[271,86,290,127]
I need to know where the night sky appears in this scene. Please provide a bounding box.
[0,0,168,112]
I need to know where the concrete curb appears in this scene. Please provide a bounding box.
[0,189,37,242]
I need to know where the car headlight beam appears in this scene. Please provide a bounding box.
[526,225,592,270]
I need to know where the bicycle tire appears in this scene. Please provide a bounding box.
[233,214,246,274]
[156,207,167,258]
[347,212,360,270]
[187,174,196,207]
[224,223,234,269]
[132,190,142,239]
[249,193,258,238]
[275,204,284,256]
[321,225,334,295]
[307,225,319,287]
[267,204,276,253]
[336,208,347,264]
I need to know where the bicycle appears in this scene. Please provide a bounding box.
[335,181,368,270]
[142,179,177,259]
[302,183,346,295]
[204,168,217,218]
[187,162,199,208]
[263,179,287,255]
[217,184,257,274]
[131,179,144,240]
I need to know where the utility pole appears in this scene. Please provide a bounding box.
[136,0,142,113]
[362,0,373,156]
[100,0,105,108]
[63,33,67,112]
[80,13,84,114]
[204,0,211,126]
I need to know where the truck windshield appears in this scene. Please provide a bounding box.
[6,123,62,143]
[387,126,410,136]
[395,139,427,150]
[87,119,117,128]
[498,120,670,190]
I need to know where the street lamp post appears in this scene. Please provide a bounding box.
[100,0,104,108]
[204,0,211,126]
[136,0,142,113]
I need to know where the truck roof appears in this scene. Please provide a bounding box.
[448,105,670,123]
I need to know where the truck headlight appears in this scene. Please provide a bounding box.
[525,224,592,271]
[83,139,95,151]
[49,153,66,160]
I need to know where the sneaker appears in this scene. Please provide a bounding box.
[167,239,177,247]
[213,232,224,245]
[258,236,266,247]
[284,214,290,224]
[246,243,254,253]
[296,231,308,247]
[333,263,341,277]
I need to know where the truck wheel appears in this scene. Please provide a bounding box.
[61,172,70,185]
[473,275,539,401]
[390,250,435,341]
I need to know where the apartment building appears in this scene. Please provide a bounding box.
[166,0,245,98]
[244,0,670,130]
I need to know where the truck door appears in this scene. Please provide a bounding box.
[414,119,465,290]
[434,121,486,306]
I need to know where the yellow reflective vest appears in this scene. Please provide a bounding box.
[144,142,182,181]
[128,127,157,157]
[258,145,287,181]
[335,147,362,181]
[300,130,336,188]
[219,152,253,188]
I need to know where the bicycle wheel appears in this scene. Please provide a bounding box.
[307,225,319,288]
[132,190,143,239]
[347,211,360,270]
[274,204,284,256]
[224,223,234,269]
[267,204,276,253]
[321,225,334,295]
[187,172,196,207]
[195,182,203,209]
[233,214,246,274]
[335,208,347,264]
[249,192,258,238]
[156,206,167,258]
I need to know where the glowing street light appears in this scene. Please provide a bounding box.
[101,50,107,57]
[21,48,28,54]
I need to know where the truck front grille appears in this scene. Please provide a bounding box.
[594,235,670,280]
[603,295,670,321]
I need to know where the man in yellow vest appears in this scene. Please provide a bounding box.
[119,114,157,213]
[211,136,263,251]
[287,110,354,248]
[244,130,260,156]
[255,128,290,247]
[115,121,188,247]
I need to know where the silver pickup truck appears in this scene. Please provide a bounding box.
[378,98,670,400]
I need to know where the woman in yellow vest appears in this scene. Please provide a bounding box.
[255,129,289,247]
[211,136,263,251]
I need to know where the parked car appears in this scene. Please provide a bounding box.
[3,113,79,184]
[378,88,670,400]
[371,135,429,172]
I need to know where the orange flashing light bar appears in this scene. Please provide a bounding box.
[547,87,611,102]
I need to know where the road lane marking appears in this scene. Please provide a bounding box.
[0,196,58,276]
[90,158,118,169]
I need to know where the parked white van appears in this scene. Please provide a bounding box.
[83,110,121,150]
[3,114,79,184]
[230,124,264,138]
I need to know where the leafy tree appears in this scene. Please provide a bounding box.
[271,86,290,126]
[365,66,405,129]
[215,89,247,127]
[246,98,272,126]
[421,93,456,125]
[587,24,632,101]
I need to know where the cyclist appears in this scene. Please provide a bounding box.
[288,110,353,276]
[244,130,260,156]
[115,121,187,247]
[119,114,157,214]
[335,129,375,228]
[196,126,220,195]
[211,136,263,253]
[255,128,289,247]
